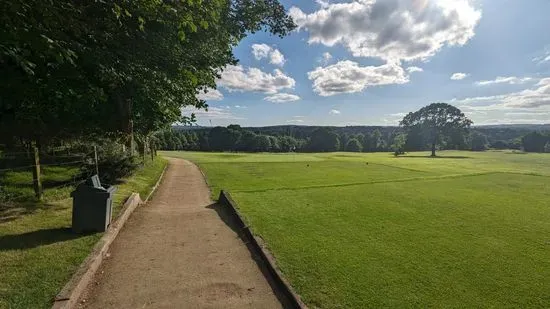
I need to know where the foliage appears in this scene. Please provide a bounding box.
[400,103,472,156]
[469,131,488,151]
[391,133,407,156]
[0,0,295,146]
[307,128,340,152]
[345,138,362,152]
[545,142,550,153]
[521,131,550,153]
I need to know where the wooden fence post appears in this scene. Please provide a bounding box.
[32,146,43,200]
[94,145,99,176]
[142,137,147,164]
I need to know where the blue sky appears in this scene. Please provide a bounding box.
[189,0,550,127]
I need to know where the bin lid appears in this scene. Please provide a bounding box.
[85,175,102,188]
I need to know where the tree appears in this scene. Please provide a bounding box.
[491,140,509,150]
[278,135,299,152]
[522,132,549,152]
[237,130,258,152]
[391,133,407,155]
[404,126,425,151]
[1,0,296,149]
[470,131,488,151]
[400,103,472,157]
[345,138,362,152]
[370,130,383,151]
[545,142,550,153]
[268,136,281,152]
[308,128,340,152]
[208,126,241,151]
[253,135,272,152]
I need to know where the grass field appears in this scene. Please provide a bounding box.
[162,150,550,308]
[0,157,167,309]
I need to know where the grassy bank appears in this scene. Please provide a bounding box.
[163,150,550,308]
[0,157,167,309]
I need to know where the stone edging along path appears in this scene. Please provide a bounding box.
[51,165,167,309]
[218,190,308,309]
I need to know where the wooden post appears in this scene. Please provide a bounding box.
[32,146,43,200]
[93,145,99,176]
[129,120,135,156]
[150,141,154,162]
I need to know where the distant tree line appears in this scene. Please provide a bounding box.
[156,123,550,154]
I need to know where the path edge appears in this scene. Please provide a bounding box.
[52,164,167,309]
[144,163,168,203]
[218,190,308,309]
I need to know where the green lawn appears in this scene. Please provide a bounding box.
[0,157,167,309]
[162,150,550,308]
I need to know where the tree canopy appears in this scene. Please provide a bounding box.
[0,0,295,146]
[400,103,472,156]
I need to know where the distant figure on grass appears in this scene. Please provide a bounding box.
[400,103,472,157]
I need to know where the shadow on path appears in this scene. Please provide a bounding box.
[206,202,295,309]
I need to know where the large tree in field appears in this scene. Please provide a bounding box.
[400,103,472,157]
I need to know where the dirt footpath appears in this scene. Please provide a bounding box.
[81,158,284,309]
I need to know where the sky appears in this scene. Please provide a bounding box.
[187,0,550,127]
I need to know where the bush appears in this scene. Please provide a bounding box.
[82,141,142,184]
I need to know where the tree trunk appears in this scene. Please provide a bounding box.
[431,142,436,157]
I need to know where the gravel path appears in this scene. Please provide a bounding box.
[81,158,283,309]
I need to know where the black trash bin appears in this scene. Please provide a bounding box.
[71,175,117,233]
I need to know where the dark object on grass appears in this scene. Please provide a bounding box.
[71,175,116,233]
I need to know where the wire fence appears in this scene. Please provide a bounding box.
[1,144,155,206]
[0,150,95,205]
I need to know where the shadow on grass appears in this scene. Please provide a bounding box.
[0,227,91,251]
[399,155,472,159]
[0,201,66,224]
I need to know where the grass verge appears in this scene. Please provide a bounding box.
[0,157,167,309]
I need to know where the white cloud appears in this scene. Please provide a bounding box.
[286,116,307,124]
[263,93,301,103]
[475,76,533,86]
[218,65,295,94]
[406,66,423,73]
[251,44,272,60]
[450,72,468,80]
[251,43,285,66]
[181,106,243,120]
[452,77,550,110]
[269,49,286,66]
[329,109,341,115]
[316,0,329,9]
[234,105,247,109]
[289,0,481,62]
[319,52,333,64]
[308,60,409,96]
[197,88,223,101]
[533,49,550,65]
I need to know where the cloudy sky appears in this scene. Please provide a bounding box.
[190,0,550,127]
